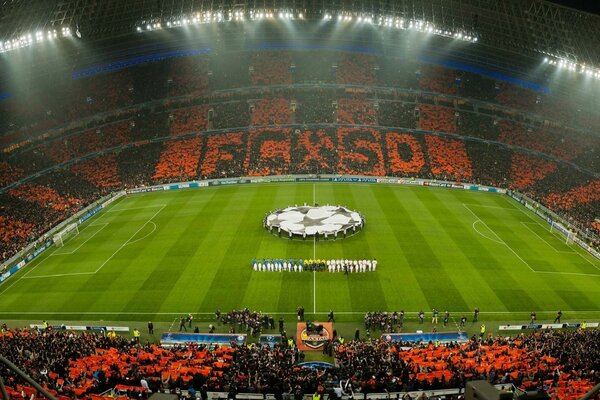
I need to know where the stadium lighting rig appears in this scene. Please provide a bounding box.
[543,56,600,80]
[135,9,478,44]
[0,26,73,54]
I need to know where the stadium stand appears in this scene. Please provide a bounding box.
[251,96,292,126]
[418,104,457,134]
[71,155,123,189]
[169,106,209,136]
[0,327,597,399]
[385,132,427,176]
[0,49,599,262]
[167,56,209,97]
[246,128,292,176]
[200,132,246,179]
[418,65,458,95]
[153,138,203,183]
[251,51,292,86]
[292,51,336,84]
[336,53,376,86]
[424,135,473,182]
[337,96,377,125]
[1,4,600,396]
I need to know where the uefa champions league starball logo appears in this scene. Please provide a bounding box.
[265,205,363,238]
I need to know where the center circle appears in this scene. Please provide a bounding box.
[264,204,364,239]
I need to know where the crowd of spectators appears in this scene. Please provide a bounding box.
[220,308,271,336]
[0,326,597,400]
[456,112,499,141]
[153,138,203,183]
[245,128,292,176]
[546,180,600,212]
[295,91,335,124]
[337,96,377,125]
[200,132,246,179]
[377,101,417,129]
[510,153,558,190]
[292,51,336,84]
[293,129,337,174]
[1,121,599,264]
[251,51,292,86]
[167,56,209,97]
[0,161,23,187]
[251,97,292,126]
[385,132,427,176]
[335,329,599,397]
[364,311,405,333]
[418,104,457,134]
[336,127,386,176]
[71,155,123,189]
[208,53,251,90]
[1,48,600,261]
[418,65,458,95]
[424,135,473,182]
[4,49,600,156]
[0,216,34,258]
[170,106,209,135]
[336,53,376,86]
[63,71,133,122]
[497,121,598,164]
[210,101,250,130]
[8,183,81,212]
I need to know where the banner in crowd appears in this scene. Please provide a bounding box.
[499,322,598,331]
[160,333,247,347]
[383,331,469,343]
[296,321,333,351]
[30,324,130,332]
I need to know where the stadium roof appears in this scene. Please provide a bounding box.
[1,0,600,67]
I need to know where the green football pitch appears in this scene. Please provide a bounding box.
[0,183,599,327]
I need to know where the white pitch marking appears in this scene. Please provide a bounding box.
[471,220,504,244]
[125,221,157,246]
[463,204,536,273]
[52,223,110,256]
[502,197,600,271]
[534,270,600,277]
[520,222,574,254]
[94,204,166,274]
[313,182,317,314]
[22,272,96,279]
[105,203,167,213]
[462,204,513,210]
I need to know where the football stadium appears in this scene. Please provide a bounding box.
[0,0,599,399]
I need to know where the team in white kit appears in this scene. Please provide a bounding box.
[251,258,377,272]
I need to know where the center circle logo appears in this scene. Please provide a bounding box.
[264,205,364,239]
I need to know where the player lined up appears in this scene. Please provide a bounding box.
[251,258,377,272]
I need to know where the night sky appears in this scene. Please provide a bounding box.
[549,0,600,15]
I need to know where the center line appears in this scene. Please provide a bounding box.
[313,183,316,314]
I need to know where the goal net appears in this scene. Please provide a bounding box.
[53,223,79,247]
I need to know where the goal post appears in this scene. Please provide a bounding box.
[53,223,79,247]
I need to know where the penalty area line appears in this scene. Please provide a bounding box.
[463,204,536,273]
[94,204,166,274]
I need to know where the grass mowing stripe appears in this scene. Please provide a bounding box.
[199,186,278,312]
[116,191,223,319]
[277,184,314,316]
[0,184,597,325]
[429,190,541,313]
[337,185,388,313]
[380,186,470,311]
[0,210,144,314]
[60,205,169,316]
